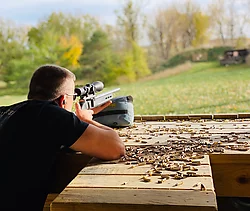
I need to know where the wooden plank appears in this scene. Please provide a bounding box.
[140,115,165,121]
[120,132,250,140]
[51,188,217,211]
[120,133,250,142]
[118,121,250,128]
[67,175,214,190]
[188,114,213,119]
[209,153,250,197]
[119,128,250,134]
[79,163,211,176]
[134,115,142,121]
[202,129,250,133]
[238,113,250,118]
[48,152,93,193]
[134,114,250,122]
[211,163,250,197]
[117,122,250,135]
[43,194,58,211]
[210,153,250,164]
[164,115,189,120]
[120,134,250,155]
[212,113,238,119]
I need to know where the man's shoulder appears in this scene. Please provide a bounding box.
[0,100,49,109]
[0,100,61,117]
[0,101,28,113]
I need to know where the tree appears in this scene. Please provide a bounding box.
[208,0,226,45]
[81,30,112,80]
[130,41,151,79]
[3,55,37,89]
[176,0,201,49]
[148,0,210,68]
[114,0,151,81]
[31,12,99,44]
[192,12,210,47]
[208,0,250,47]
[59,35,83,68]
[0,18,28,87]
[148,7,181,62]
[27,12,95,71]
[115,0,147,49]
[227,0,250,47]
[227,0,236,42]
[81,29,151,85]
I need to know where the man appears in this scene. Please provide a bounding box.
[0,64,125,211]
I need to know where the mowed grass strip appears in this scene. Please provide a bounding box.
[0,62,250,115]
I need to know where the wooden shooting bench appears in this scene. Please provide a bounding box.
[44,114,250,211]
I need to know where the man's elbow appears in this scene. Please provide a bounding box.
[112,142,125,160]
[107,133,125,160]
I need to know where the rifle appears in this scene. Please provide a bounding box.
[74,81,120,110]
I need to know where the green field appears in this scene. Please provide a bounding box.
[1,62,250,115]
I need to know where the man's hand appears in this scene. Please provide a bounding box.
[72,99,125,160]
[75,100,112,122]
[92,100,112,114]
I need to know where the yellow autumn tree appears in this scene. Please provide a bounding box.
[192,12,210,47]
[59,35,83,68]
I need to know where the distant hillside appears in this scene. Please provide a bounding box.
[154,46,232,73]
[140,61,193,82]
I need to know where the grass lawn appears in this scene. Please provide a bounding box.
[0,62,250,115]
[115,62,250,115]
[0,95,27,106]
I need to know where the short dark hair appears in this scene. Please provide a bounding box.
[27,64,75,101]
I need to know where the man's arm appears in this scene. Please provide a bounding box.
[69,102,125,160]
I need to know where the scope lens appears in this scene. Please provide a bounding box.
[92,81,104,92]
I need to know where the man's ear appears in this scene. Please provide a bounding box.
[58,95,66,107]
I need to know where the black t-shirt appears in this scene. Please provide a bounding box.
[0,100,89,211]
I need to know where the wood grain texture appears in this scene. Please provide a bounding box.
[213,114,238,119]
[139,115,165,121]
[210,153,250,164]
[238,113,250,118]
[188,114,213,119]
[211,163,250,197]
[48,152,93,193]
[66,174,214,190]
[51,188,217,211]
[133,114,250,121]
[43,194,58,211]
[79,163,211,176]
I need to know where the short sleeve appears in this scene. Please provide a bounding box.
[37,102,89,148]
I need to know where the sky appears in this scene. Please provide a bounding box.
[0,0,214,27]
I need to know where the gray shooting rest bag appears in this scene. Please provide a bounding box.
[93,95,134,128]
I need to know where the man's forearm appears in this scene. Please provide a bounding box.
[84,119,114,131]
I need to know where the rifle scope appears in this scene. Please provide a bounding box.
[75,81,104,97]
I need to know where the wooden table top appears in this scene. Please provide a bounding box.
[51,154,217,211]
[49,118,250,211]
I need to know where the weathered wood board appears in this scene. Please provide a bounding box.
[51,189,217,211]
[43,194,58,211]
[51,154,217,211]
[79,163,211,176]
[210,153,250,197]
[66,174,214,190]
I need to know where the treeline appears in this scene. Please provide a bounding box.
[0,0,249,92]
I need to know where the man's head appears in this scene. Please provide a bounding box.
[28,64,76,111]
